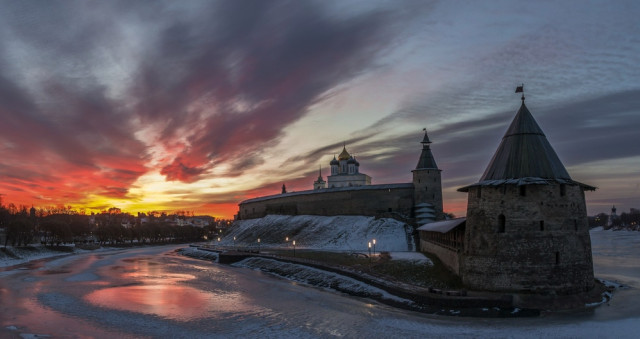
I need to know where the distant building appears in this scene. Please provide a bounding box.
[607,205,617,227]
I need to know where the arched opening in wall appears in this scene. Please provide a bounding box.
[519,185,526,197]
[555,251,560,265]
[574,219,578,231]
[560,184,566,197]
[540,220,544,231]
[425,187,428,191]
[388,208,392,212]
[418,179,421,183]
[498,214,506,233]
[476,187,482,199]
[432,194,435,199]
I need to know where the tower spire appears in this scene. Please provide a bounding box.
[416,129,437,169]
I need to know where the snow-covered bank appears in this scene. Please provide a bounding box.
[2,244,144,268]
[233,257,413,303]
[181,246,219,261]
[220,215,415,251]
[0,245,74,268]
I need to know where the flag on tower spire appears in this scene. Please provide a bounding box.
[515,84,525,102]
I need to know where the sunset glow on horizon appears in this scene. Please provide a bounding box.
[0,1,638,219]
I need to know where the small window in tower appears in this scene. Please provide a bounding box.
[388,208,392,212]
[560,184,566,196]
[425,187,428,192]
[540,220,544,231]
[476,187,482,199]
[432,194,435,199]
[555,251,560,265]
[519,185,526,197]
[574,220,578,231]
[418,179,421,183]
[498,214,506,233]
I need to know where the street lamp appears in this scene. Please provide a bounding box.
[293,240,296,257]
[257,238,261,253]
[372,239,376,256]
[368,241,372,258]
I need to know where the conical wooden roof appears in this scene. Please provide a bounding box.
[480,102,570,181]
[415,130,438,170]
[459,101,595,191]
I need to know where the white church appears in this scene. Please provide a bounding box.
[313,145,372,189]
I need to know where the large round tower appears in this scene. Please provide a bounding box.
[458,98,595,294]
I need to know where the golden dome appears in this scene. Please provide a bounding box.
[338,146,351,160]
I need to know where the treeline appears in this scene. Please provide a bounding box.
[0,203,208,247]
[589,210,640,229]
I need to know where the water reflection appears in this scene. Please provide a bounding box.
[86,285,211,321]
[85,256,257,321]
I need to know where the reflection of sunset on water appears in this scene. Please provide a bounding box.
[86,257,258,321]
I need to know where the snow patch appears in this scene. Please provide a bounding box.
[389,252,433,266]
[219,215,414,251]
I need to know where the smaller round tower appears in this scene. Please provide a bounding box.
[412,129,444,222]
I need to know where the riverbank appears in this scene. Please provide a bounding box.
[180,246,611,317]
[0,241,190,269]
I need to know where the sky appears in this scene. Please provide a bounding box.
[0,0,638,219]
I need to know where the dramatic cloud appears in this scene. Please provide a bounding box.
[0,1,636,217]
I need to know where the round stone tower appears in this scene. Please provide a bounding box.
[458,99,595,294]
[412,129,444,222]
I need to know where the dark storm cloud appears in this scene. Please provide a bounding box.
[0,1,148,201]
[0,0,422,205]
[128,0,413,181]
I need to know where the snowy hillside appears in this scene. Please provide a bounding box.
[218,215,415,251]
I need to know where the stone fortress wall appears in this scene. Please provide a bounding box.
[238,131,443,222]
[238,184,415,220]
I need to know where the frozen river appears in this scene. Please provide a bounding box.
[1,229,639,338]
